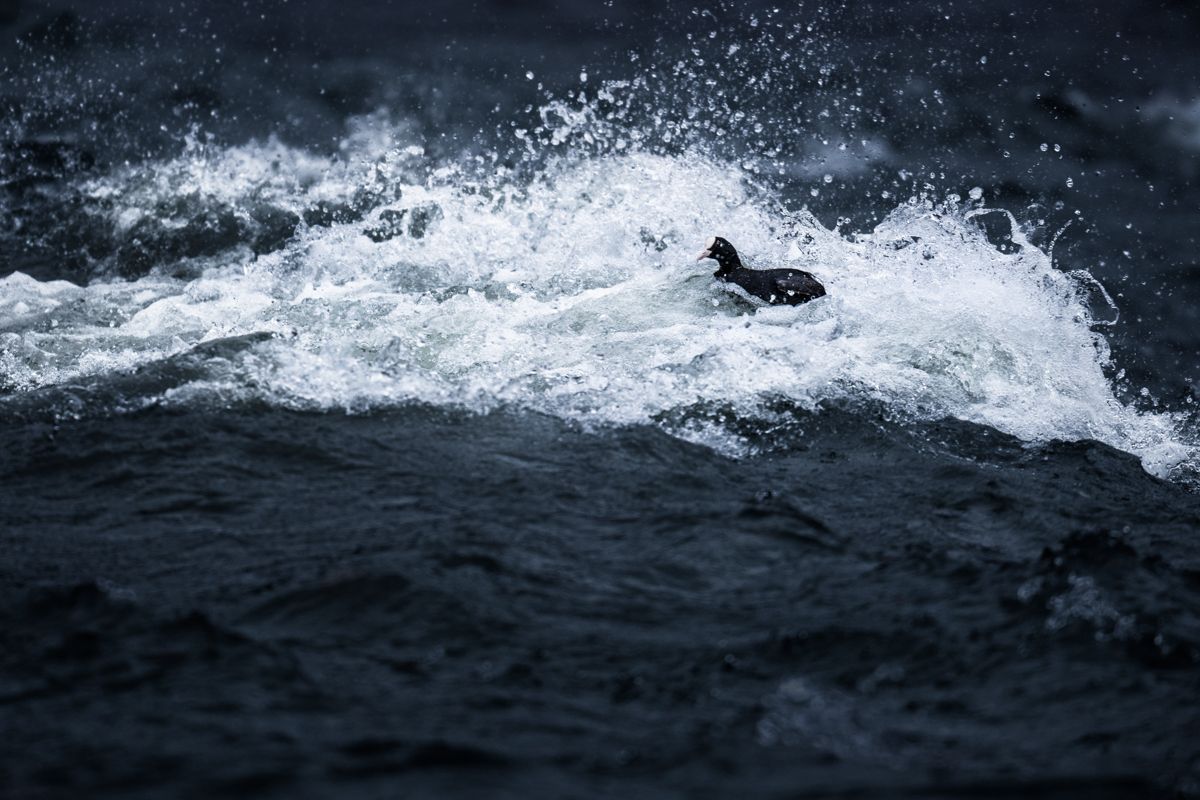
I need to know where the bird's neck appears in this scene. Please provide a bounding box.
[713,253,741,277]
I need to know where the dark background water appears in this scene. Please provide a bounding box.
[2,1,1200,797]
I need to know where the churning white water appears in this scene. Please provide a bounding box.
[0,117,1194,479]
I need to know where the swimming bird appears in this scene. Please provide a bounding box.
[697,236,826,306]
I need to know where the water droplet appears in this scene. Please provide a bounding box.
[823,174,833,184]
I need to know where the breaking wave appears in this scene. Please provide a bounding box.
[1,101,1196,480]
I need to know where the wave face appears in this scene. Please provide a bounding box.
[1,110,1195,480]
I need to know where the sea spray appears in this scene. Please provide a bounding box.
[1,119,1194,480]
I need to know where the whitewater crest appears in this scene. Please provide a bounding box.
[0,116,1195,481]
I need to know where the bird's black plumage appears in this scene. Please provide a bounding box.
[697,236,826,306]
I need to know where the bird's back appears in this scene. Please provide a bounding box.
[727,267,825,306]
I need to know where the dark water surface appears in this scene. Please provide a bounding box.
[2,1,1200,797]
[4,405,1200,798]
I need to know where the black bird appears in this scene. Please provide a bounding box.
[697,236,826,306]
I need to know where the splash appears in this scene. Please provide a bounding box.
[0,110,1194,481]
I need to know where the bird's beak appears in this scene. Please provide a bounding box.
[696,249,712,261]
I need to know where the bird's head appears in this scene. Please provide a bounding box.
[696,236,741,276]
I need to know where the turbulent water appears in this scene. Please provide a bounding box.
[4,123,1195,478]
[3,1,1200,798]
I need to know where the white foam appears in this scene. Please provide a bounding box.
[1,128,1194,480]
